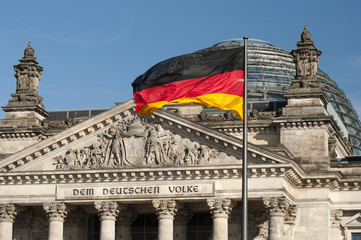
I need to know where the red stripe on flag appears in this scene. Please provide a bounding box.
[134,70,244,112]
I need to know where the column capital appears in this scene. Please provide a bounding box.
[207,198,232,218]
[152,199,177,220]
[94,201,119,221]
[0,203,18,223]
[330,209,343,228]
[43,202,67,222]
[284,204,297,225]
[263,196,289,216]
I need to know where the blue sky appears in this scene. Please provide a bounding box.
[1,0,361,119]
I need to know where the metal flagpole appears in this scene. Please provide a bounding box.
[242,37,248,240]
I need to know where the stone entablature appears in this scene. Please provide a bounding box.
[0,163,359,197]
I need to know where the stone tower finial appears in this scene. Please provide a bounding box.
[24,41,35,59]
[301,25,312,42]
[1,42,48,127]
[290,25,322,83]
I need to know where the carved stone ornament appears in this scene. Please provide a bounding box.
[284,204,297,225]
[94,201,119,220]
[53,115,230,170]
[191,111,240,122]
[249,210,269,240]
[330,209,343,227]
[248,109,277,120]
[290,25,322,90]
[263,196,295,218]
[328,135,337,160]
[43,202,67,221]
[14,42,43,95]
[152,200,177,219]
[0,203,18,222]
[43,118,80,130]
[207,198,232,217]
[3,42,46,113]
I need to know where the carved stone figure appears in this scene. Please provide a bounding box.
[4,42,45,112]
[53,114,229,170]
[290,25,322,89]
[328,135,337,160]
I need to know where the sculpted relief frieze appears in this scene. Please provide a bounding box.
[53,115,236,170]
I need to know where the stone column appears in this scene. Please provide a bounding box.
[0,203,18,240]
[116,206,136,240]
[95,201,119,240]
[263,196,294,240]
[207,198,232,240]
[153,200,177,240]
[43,202,68,240]
[174,207,192,240]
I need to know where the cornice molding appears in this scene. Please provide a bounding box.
[0,163,358,191]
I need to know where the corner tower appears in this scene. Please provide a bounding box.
[276,26,352,169]
[0,42,49,156]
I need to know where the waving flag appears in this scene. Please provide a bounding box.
[132,45,245,119]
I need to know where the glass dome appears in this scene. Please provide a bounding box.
[215,40,361,155]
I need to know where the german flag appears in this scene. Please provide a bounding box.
[132,45,245,119]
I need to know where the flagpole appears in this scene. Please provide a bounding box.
[242,37,248,240]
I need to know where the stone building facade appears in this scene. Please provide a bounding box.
[0,29,360,240]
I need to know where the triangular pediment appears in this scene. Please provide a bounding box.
[342,213,361,228]
[0,100,294,173]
